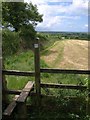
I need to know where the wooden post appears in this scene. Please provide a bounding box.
[34,37,41,106]
[17,103,27,119]
[2,63,9,105]
[0,58,2,120]
[86,43,90,116]
[88,76,90,116]
[86,75,90,116]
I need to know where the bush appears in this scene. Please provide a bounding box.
[2,29,20,58]
[19,25,36,49]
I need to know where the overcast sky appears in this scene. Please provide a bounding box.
[24,0,89,32]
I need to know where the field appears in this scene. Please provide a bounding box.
[41,39,88,70]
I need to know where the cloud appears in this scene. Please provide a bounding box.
[85,24,88,27]
[37,16,61,28]
[24,0,88,32]
[25,0,88,15]
[67,0,88,15]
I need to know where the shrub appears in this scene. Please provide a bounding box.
[19,25,36,49]
[2,29,20,58]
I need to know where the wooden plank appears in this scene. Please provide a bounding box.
[3,101,17,116]
[40,68,90,74]
[16,81,34,103]
[3,95,19,116]
[2,70,35,76]
[41,83,87,90]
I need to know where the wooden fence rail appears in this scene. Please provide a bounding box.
[5,89,21,95]
[40,68,90,74]
[3,69,90,77]
[2,70,35,76]
[41,83,87,90]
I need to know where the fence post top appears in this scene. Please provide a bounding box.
[34,37,39,48]
[36,37,39,40]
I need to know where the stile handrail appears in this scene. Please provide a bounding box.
[2,69,35,76]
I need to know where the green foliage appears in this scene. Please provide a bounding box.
[2,2,43,54]
[2,29,20,58]
[37,33,48,41]
[27,96,87,120]
[19,24,36,49]
[5,50,34,71]
[2,2,43,32]
[36,33,49,50]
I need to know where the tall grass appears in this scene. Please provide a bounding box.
[5,50,48,90]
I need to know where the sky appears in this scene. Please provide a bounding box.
[24,0,89,32]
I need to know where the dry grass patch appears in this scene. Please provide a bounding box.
[41,39,89,70]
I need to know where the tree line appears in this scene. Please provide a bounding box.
[40,32,88,40]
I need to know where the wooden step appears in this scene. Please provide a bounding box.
[3,95,19,116]
[16,81,34,103]
[3,81,34,117]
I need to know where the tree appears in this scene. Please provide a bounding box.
[19,24,37,49]
[2,2,43,51]
[2,2,43,32]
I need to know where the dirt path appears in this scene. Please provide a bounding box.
[41,40,64,67]
[41,40,89,70]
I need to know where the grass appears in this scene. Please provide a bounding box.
[5,50,34,71]
[5,50,34,90]
[5,50,49,90]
